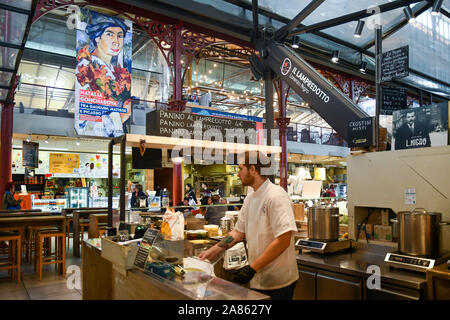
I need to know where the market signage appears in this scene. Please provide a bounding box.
[381,87,407,115]
[49,153,80,174]
[392,103,448,150]
[347,117,375,148]
[191,107,263,122]
[22,141,39,168]
[146,110,257,144]
[74,8,133,137]
[134,228,160,270]
[381,46,409,82]
[264,41,368,141]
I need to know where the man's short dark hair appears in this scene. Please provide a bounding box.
[238,151,272,176]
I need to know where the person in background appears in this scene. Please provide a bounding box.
[131,184,147,208]
[199,151,298,300]
[2,182,22,210]
[200,182,212,205]
[326,185,336,197]
[54,186,66,199]
[205,194,226,226]
[185,183,196,203]
[177,197,193,217]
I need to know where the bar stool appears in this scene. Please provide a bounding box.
[80,219,90,241]
[35,228,65,280]
[0,227,22,283]
[66,216,73,249]
[25,225,55,264]
[97,223,108,238]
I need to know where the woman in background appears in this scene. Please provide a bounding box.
[2,182,22,210]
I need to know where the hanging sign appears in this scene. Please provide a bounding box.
[49,153,80,174]
[347,117,375,148]
[74,8,133,137]
[22,141,39,168]
[381,46,409,82]
[382,87,407,115]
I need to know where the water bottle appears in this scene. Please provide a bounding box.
[161,188,170,207]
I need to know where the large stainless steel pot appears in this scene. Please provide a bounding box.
[307,206,340,241]
[393,208,449,257]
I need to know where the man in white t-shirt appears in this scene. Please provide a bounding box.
[199,151,299,300]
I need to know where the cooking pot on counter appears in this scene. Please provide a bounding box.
[307,206,340,242]
[392,208,449,257]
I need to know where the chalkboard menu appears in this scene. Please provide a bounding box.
[347,117,375,148]
[381,46,409,82]
[146,110,257,144]
[382,87,407,115]
[22,141,39,168]
[134,228,160,270]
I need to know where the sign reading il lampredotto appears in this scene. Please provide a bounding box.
[74,8,133,138]
[264,41,367,142]
[347,117,375,148]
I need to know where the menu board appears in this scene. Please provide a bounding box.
[22,141,39,168]
[347,117,375,147]
[134,229,159,270]
[382,87,407,115]
[49,153,80,174]
[381,46,409,82]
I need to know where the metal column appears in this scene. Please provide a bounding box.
[375,26,382,150]
[264,69,274,146]
[0,102,14,201]
[275,80,290,191]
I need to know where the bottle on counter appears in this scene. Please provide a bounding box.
[161,188,170,207]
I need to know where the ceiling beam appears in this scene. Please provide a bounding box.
[275,0,326,41]
[361,1,432,51]
[290,0,424,36]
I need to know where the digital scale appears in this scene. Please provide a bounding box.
[384,251,450,273]
[296,238,351,254]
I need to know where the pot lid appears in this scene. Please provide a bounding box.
[399,208,442,216]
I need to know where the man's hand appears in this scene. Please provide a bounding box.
[232,265,256,284]
[197,245,222,262]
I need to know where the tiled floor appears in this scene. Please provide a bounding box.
[0,238,83,300]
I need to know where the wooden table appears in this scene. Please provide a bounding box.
[0,215,65,229]
[72,210,108,257]
[0,212,52,218]
[427,262,450,300]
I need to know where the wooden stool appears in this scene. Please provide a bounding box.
[80,219,90,241]
[0,227,22,283]
[66,217,73,249]
[35,228,65,281]
[25,225,56,264]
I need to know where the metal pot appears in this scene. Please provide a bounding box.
[392,208,449,257]
[307,206,340,241]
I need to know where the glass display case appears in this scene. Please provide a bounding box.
[66,187,89,208]
[89,196,119,209]
[31,196,67,212]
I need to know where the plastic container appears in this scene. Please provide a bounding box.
[203,224,219,237]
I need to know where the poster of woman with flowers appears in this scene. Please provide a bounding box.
[75,9,132,137]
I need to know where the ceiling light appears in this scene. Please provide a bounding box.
[76,138,80,146]
[208,70,212,73]
[26,134,32,142]
[44,136,49,144]
[292,36,300,49]
[403,6,415,23]
[331,50,339,63]
[359,61,367,73]
[213,63,217,67]
[431,0,443,16]
[354,20,365,38]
